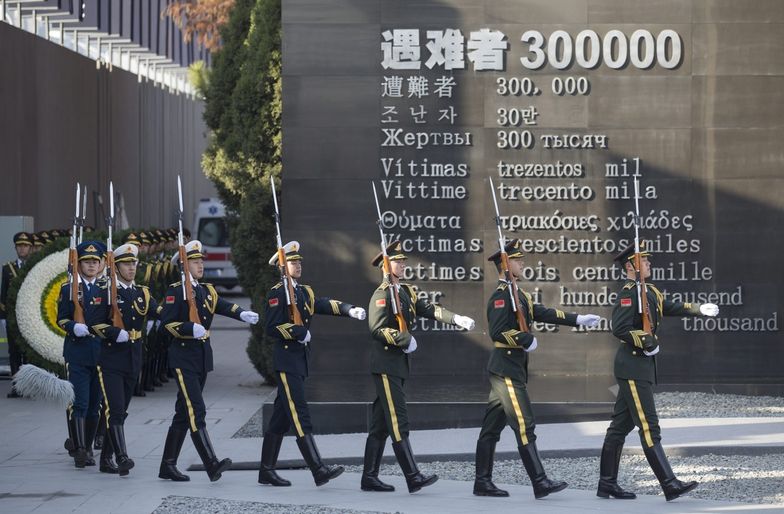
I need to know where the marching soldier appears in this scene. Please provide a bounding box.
[2,232,33,398]
[158,240,259,482]
[57,241,111,468]
[93,243,158,476]
[260,241,367,488]
[473,238,601,499]
[365,242,475,494]
[597,241,718,501]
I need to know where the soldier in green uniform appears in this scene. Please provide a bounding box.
[364,242,475,494]
[597,241,718,501]
[2,232,33,397]
[473,238,601,499]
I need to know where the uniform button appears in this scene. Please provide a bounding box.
[507,350,511,355]
[181,343,185,347]
[284,345,288,349]
[132,316,136,320]
[384,346,388,350]
[632,351,637,356]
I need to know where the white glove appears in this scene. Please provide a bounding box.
[299,330,311,344]
[576,314,601,327]
[73,323,90,337]
[0,319,6,332]
[348,307,367,320]
[192,324,207,338]
[240,311,259,324]
[700,303,719,317]
[146,320,155,335]
[453,314,475,330]
[644,346,660,356]
[116,330,130,343]
[403,336,418,354]
[525,337,538,353]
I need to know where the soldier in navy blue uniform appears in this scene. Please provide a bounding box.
[2,232,33,398]
[158,240,259,482]
[260,241,367,488]
[57,241,113,468]
[92,243,158,476]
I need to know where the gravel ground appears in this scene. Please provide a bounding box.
[343,453,784,505]
[656,392,784,418]
[234,391,784,438]
[153,496,398,514]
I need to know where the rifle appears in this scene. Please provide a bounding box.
[69,184,85,324]
[177,175,200,324]
[106,182,124,329]
[78,185,88,244]
[489,177,529,332]
[631,175,653,334]
[270,176,303,326]
[371,182,407,333]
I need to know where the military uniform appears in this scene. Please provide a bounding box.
[157,239,258,482]
[363,241,473,494]
[260,241,361,487]
[2,232,32,395]
[598,241,714,502]
[474,238,597,499]
[56,241,109,468]
[95,243,158,476]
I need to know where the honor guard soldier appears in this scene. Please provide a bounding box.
[365,242,475,494]
[30,232,44,253]
[260,242,366,488]
[93,243,158,476]
[474,238,601,499]
[158,240,259,482]
[597,241,718,501]
[57,241,112,468]
[2,232,33,397]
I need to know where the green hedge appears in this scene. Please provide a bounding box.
[202,0,282,383]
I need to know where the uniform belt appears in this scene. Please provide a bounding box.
[129,329,143,340]
[494,341,522,349]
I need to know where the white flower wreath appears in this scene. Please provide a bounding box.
[16,249,69,365]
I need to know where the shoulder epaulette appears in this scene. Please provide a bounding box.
[169,281,182,288]
[271,282,283,290]
[622,281,635,290]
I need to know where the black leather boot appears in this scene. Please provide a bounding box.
[643,443,698,501]
[99,430,118,474]
[258,432,291,486]
[296,434,344,486]
[84,416,99,466]
[159,427,190,481]
[597,442,636,499]
[473,439,509,497]
[392,438,438,493]
[109,425,135,476]
[519,442,567,499]
[360,436,394,492]
[73,417,88,468]
[191,428,232,482]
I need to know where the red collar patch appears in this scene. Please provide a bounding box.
[620,298,632,307]
[494,299,505,309]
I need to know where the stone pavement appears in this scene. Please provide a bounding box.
[1,298,782,513]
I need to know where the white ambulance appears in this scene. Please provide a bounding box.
[193,198,239,289]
